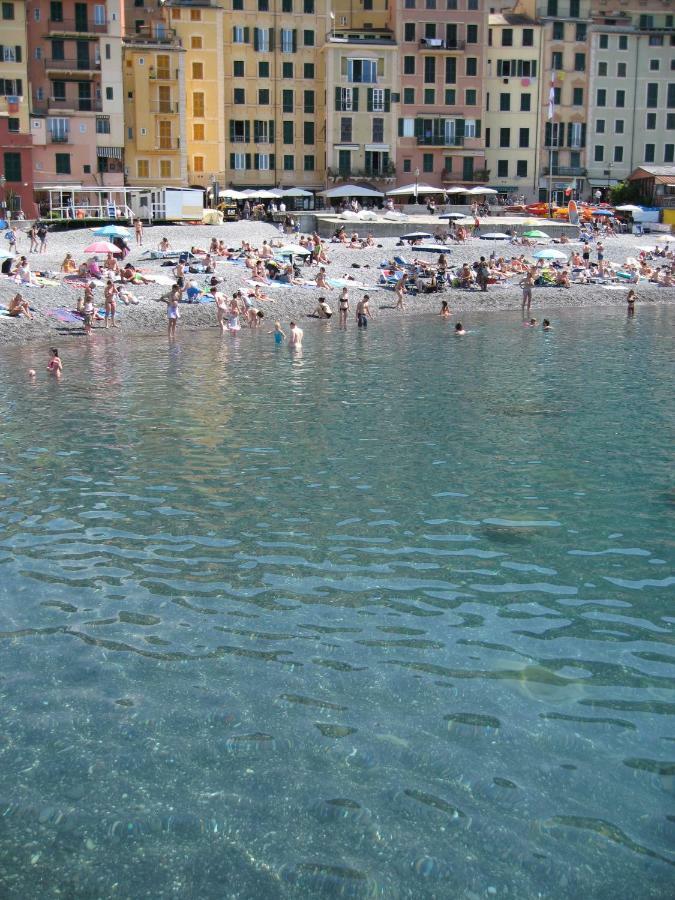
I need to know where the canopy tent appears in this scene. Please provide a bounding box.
[615,204,643,213]
[444,187,468,195]
[318,184,384,198]
[280,187,314,197]
[386,183,446,196]
[466,187,498,195]
[219,189,248,199]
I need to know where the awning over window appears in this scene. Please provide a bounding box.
[96,147,123,160]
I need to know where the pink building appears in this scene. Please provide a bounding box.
[27,0,125,207]
[392,0,489,190]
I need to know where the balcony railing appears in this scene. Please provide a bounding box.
[48,18,108,34]
[150,101,179,114]
[419,39,466,51]
[542,166,587,177]
[417,135,465,147]
[34,97,103,113]
[125,28,181,47]
[49,132,70,143]
[157,138,181,150]
[328,166,396,181]
[149,68,180,81]
[45,58,101,72]
[442,169,491,183]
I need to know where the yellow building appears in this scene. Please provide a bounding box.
[1,0,32,214]
[220,0,328,189]
[0,0,30,134]
[324,1,397,188]
[123,18,186,186]
[484,9,542,201]
[168,1,226,190]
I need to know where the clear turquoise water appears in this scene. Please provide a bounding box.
[0,308,673,898]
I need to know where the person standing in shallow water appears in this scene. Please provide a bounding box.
[626,289,637,318]
[519,271,534,314]
[356,295,372,328]
[47,347,63,377]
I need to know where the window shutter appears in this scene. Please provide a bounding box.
[292,29,297,52]
[581,123,586,147]
[545,121,551,146]
[384,89,391,112]
[245,120,250,142]
[229,121,234,141]
[270,154,275,170]
[253,120,260,142]
[456,118,465,140]
[245,153,251,168]
[244,27,250,42]
[335,86,341,111]
[229,153,235,168]
[253,28,259,51]
[269,120,275,142]
[475,119,481,138]
[15,45,21,63]
[352,87,359,111]
[367,88,373,112]
[566,123,572,147]
[0,47,4,62]
[398,118,404,137]
[414,118,423,138]
[16,79,22,95]
[269,28,275,50]
[254,153,259,170]
[232,26,236,41]
[531,61,537,78]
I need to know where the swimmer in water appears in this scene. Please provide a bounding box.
[440,300,450,318]
[454,323,466,335]
[270,321,286,344]
[542,319,552,330]
[289,321,303,348]
[47,347,63,376]
[28,368,36,379]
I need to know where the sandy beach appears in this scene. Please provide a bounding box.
[1,219,673,346]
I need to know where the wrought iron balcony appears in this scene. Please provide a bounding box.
[47,18,107,35]
[542,166,587,177]
[419,39,465,51]
[417,135,465,147]
[49,132,70,143]
[45,58,101,72]
[150,101,179,114]
[125,28,181,47]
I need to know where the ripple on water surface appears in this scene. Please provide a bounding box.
[0,311,673,897]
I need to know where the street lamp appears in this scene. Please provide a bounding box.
[414,167,420,204]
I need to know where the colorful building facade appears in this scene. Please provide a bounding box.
[0,0,34,214]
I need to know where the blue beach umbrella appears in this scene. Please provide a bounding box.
[93,224,130,238]
[591,209,614,217]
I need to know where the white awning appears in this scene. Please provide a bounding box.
[96,147,124,159]
[365,144,390,152]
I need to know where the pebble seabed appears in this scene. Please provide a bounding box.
[0,221,673,346]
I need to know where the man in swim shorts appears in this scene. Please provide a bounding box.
[355,295,372,328]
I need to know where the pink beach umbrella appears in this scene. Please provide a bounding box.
[83,240,122,255]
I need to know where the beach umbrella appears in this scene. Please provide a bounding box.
[416,245,450,253]
[615,204,643,212]
[386,183,446,196]
[278,244,311,255]
[533,248,567,260]
[523,229,550,239]
[591,209,614,216]
[439,212,468,220]
[318,184,384,199]
[480,232,510,240]
[444,186,468,194]
[467,187,498,195]
[280,187,314,197]
[402,231,433,241]
[83,240,122,254]
[93,224,130,238]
